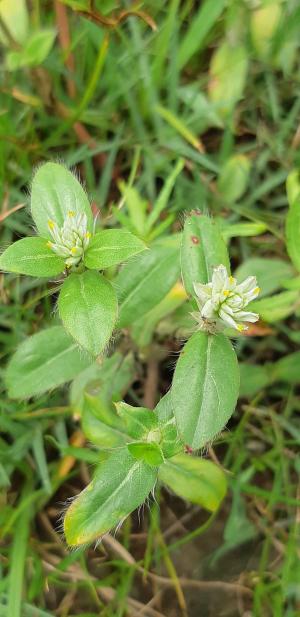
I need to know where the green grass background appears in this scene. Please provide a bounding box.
[0,1,300,616]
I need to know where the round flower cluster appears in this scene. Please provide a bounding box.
[47,211,91,267]
[192,264,260,333]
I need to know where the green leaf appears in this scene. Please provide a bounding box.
[70,351,135,412]
[286,169,300,207]
[5,326,92,399]
[286,195,300,273]
[221,222,267,240]
[84,229,146,270]
[58,271,117,356]
[155,392,183,458]
[64,449,157,546]
[250,3,281,60]
[7,29,56,70]
[171,331,239,449]
[181,213,230,296]
[250,290,300,322]
[178,0,225,68]
[0,237,64,277]
[159,453,227,511]
[31,163,93,240]
[273,351,300,385]
[127,442,164,466]
[116,242,180,327]
[235,257,293,297]
[146,159,184,232]
[156,105,203,152]
[132,282,187,347]
[208,43,248,119]
[24,28,56,64]
[155,391,174,423]
[118,182,148,236]
[0,0,28,46]
[32,428,51,494]
[115,402,158,439]
[70,364,105,412]
[217,155,251,203]
[82,394,128,448]
[239,363,271,398]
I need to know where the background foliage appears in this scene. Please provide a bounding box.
[1,1,300,616]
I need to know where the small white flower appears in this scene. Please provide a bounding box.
[47,211,91,267]
[192,264,260,333]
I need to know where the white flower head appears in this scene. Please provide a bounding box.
[192,264,260,333]
[47,211,92,267]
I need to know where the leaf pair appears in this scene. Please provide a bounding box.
[64,394,227,546]
[82,396,181,461]
[64,448,227,546]
[1,229,143,279]
[0,163,146,356]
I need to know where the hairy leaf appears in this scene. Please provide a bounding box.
[116,242,180,327]
[6,326,92,399]
[31,162,93,240]
[84,229,146,270]
[127,442,164,466]
[0,237,64,277]
[155,392,183,458]
[58,271,118,356]
[64,450,157,546]
[115,402,158,439]
[159,453,227,511]
[171,331,239,449]
[70,351,135,412]
[181,213,230,297]
[82,395,128,448]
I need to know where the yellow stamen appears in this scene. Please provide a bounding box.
[229,276,235,284]
[46,241,52,248]
[237,324,244,332]
[71,247,77,255]
[85,231,91,238]
[223,290,230,297]
[68,210,75,217]
[254,287,260,294]
[48,219,55,229]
